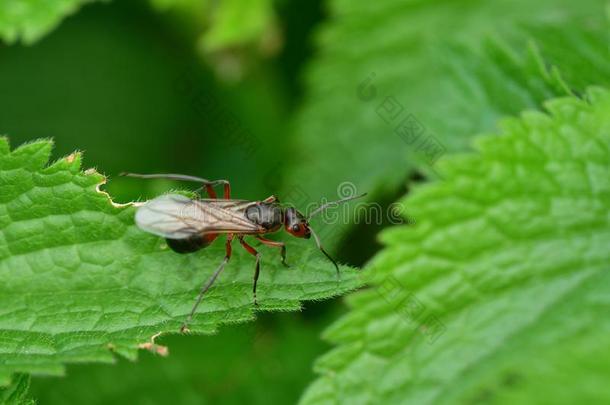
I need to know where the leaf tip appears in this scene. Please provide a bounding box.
[65,151,79,164]
[46,150,84,173]
[11,138,55,169]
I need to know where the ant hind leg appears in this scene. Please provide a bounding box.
[121,172,230,198]
[180,234,234,333]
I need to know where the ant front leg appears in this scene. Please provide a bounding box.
[238,237,261,306]
[256,236,289,267]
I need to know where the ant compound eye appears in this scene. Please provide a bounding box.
[292,224,300,233]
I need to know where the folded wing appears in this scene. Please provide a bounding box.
[135,194,263,239]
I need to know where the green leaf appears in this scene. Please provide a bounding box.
[300,88,610,403]
[0,0,104,44]
[0,138,362,383]
[0,374,32,405]
[285,0,609,241]
[30,312,335,404]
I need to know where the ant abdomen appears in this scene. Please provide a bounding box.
[166,235,212,254]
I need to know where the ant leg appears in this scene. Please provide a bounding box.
[239,237,261,306]
[262,195,278,204]
[205,185,217,199]
[223,183,231,199]
[121,172,230,199]
[121,172,230,191]
[180,234,233,333]
[255,236,289,267]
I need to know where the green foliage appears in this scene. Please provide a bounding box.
[201,0,274,52]
[0,374,32,405]
[300,88,610,404]
[0,0,277,64]
[2,1,609,403]
[286,0,609,239]
[0,138,362,383]
[0,0,103,44]
[149,0,207,12]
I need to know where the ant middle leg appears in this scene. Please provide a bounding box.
[255,236,289,267]
[238,237,261,305]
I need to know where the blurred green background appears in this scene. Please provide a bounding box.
[0,1,350,403]
[0,0,321,203]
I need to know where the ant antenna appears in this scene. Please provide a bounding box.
[308,227,340,279]
[307,193,367,220]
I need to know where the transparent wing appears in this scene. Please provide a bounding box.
[135,194,263,239]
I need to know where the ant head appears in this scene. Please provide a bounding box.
[284,207,311,239]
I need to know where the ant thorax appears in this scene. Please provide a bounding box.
[244,202,283,231]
